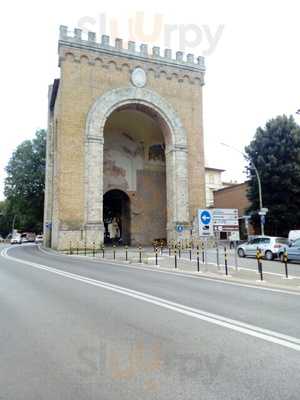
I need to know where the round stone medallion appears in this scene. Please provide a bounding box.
[131,67,147,88]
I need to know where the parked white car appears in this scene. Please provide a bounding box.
[10,235,22,245]
[35,235,43,243]
[237,236,289,260]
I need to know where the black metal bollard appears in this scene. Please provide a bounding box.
[139,246,142,263]
[201,242,205,264]
[197,247,200,272]
[125,245,128,261]
[102,244,105,258]
[155,246,158,266]
[76,242,79,256]
[189,246,192,261]
[283,248,289,278]
[259,259,263,281]
[224,246,228,275]
[174,248,177,269]
[169,244,171,256]
[84,242,87,256]
[178,243,181,259]
[92,242,95,257]
[113,245,116,260]
[256,247,260,272]
[256,248,263,281]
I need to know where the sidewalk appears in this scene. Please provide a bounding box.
[62,246,300,292]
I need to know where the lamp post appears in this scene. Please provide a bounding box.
[220,142,265,236]
[11,214,18,237]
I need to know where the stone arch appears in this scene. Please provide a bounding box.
[84,86,189,243]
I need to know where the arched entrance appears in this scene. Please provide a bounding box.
[103,189,130,245]
[84,87,190,245]
[103,103,167,245]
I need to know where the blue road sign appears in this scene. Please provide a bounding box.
[198,209,213,237]
[200,210,212,225]
[176,225,184,233]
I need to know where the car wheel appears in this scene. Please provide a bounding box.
[265,250,273,261]
[238,248,245,257]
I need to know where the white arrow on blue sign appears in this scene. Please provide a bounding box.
[200,210,212,225]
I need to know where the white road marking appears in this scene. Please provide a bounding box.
[2,246,300,352]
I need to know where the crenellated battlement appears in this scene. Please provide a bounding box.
[59,25,205,72]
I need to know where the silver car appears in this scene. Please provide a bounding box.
[278,238,300,262]
[237,236,288,260]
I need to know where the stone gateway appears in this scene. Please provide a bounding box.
[44,26,206,249]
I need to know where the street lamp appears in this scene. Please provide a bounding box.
[220,142,266,236]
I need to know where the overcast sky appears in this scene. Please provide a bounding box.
[1,0,300,200]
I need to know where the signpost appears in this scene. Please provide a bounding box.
[212,208,239,271]
[197,208,239,238]
[198,209,214,237]
[212,208,239,232]
[197,210,213,268]
[196,208,240,270]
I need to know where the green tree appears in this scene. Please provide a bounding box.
[4,129,46,233]
[245,115,300,236]
[0,200,11,238]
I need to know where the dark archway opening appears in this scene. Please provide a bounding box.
[103,104,167,245]
[103,189,130,245]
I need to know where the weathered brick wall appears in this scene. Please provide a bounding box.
[214,183,250,216]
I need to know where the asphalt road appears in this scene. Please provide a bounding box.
[1,243,300,400]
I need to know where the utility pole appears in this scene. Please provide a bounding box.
[12,215,18,237]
